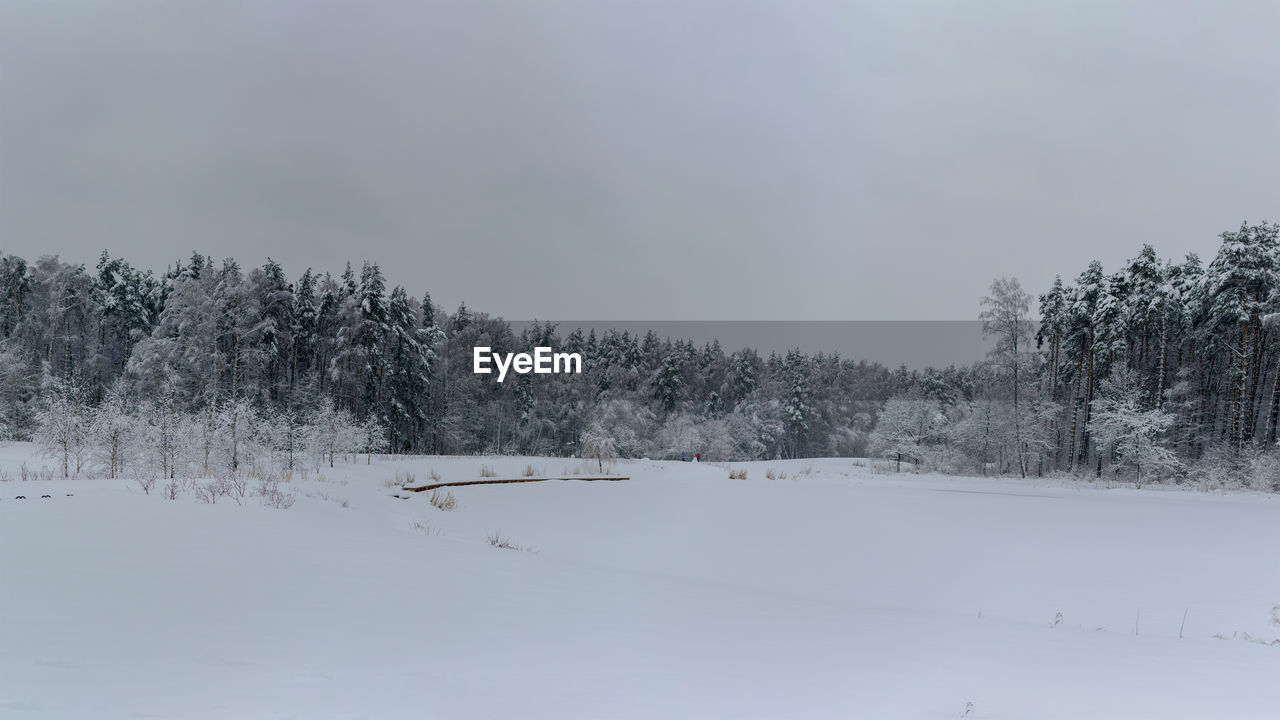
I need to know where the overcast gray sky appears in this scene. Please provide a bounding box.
[1,1,1276,320]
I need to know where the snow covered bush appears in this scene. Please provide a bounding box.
[256,476,297,510]
[194,478,229,504]
[1249,448,1280,492]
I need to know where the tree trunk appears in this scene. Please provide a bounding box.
[1235,320,1249,449]
[1155,300,1168,409]
[1266,349,1280,445]
[1068,338,1085,474]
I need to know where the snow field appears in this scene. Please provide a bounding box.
[2,445,1278,719]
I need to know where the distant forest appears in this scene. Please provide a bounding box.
[0,221,1277,487]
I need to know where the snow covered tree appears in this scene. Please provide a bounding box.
[0,341,37,440]
[581,425,617,472]
[1090,370,1180,484]
[307,396,363,468]
[246,259,295,402]
[216,398,271,474]
[1201,222,1278,448]
[1,223,1275,472]
[35,368,91,477]
[651,353,686,414]
[782,349,811,458]
[870,397,946,471]
[981,276,1035,476]
[361,415,390,464]
[88,377,134,479]
[138,369,186,479]
[382,285,436,451]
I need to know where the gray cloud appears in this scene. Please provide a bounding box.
[2,0,1277,319]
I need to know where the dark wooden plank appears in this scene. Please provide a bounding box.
[402,476,628,492]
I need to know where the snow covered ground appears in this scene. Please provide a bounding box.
[2,443,1278,719]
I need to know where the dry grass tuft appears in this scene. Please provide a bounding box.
[430,488,457,511]
[487,530,536,553]
[728,468,748,480]
[411,519,444,537]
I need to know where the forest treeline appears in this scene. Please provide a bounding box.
[872,222,1279,488]
[0,221,1276,487]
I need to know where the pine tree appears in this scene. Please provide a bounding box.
[782,349,810,458]
[383,286,436,451]
[1202,222,1279,448]
[292,268,318,389]
[248,259,295,402]
[652,353,685,414]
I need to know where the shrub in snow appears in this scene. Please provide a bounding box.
[194,478,232,504]
[224,474,249,505]
[132,472,158,495]
[162,480,182,500]
[253,476,296,509]
[266,486,297,510]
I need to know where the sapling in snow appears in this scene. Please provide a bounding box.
[581,426,617,473]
